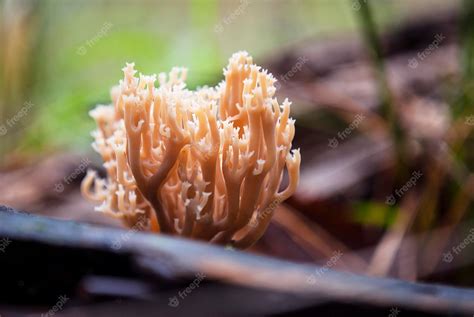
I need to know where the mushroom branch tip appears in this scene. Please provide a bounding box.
[81,51,301,248]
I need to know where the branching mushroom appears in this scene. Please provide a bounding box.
[81,51,301,248]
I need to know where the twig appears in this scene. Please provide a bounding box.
[272,205,368,273]
[366,192,418,276]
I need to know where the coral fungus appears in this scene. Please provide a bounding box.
[81,51,300,248]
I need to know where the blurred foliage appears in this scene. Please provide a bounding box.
[0,0,458,157]
[353,201,398,228]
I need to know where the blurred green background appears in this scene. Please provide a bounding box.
[0,0,458,161]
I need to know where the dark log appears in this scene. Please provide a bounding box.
[0,205,473,316]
